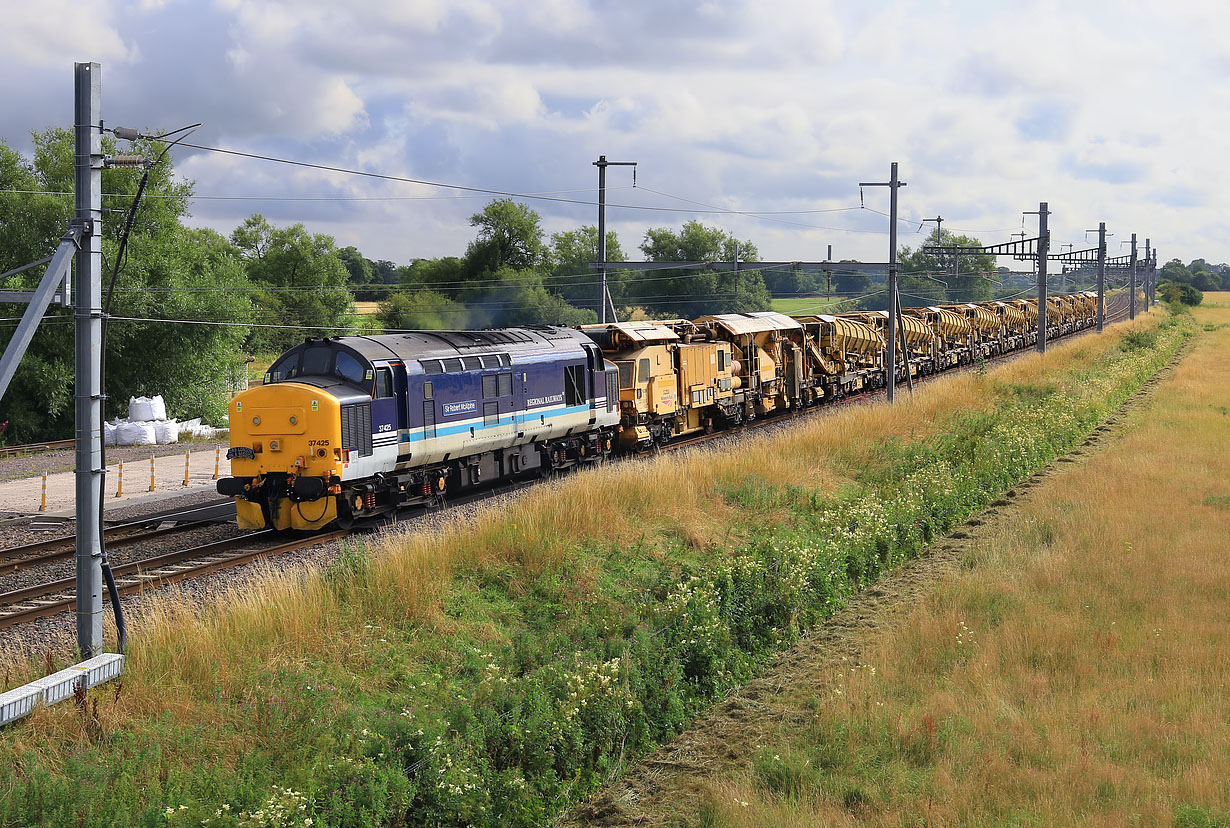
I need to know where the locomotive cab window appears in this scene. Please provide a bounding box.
[301,346,332,377]
[564,364,587,406]
[617,362,632,389]
[268,353,298,383]
[637,358,650,384]
[335,351,366,385]
[717,350,727,372]
[374,367,393,399]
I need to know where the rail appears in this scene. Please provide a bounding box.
[0,530,349,628]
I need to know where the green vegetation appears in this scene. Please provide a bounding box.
[1158,257,1228,306]
[0,313,1188,827]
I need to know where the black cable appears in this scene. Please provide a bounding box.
[91,123,198,654]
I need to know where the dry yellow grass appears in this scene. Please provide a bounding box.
[701,303,1229,827]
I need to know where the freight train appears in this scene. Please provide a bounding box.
[218,292,1099,531]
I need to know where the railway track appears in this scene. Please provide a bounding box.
[0,530,349,629]
[0,499,235,574]
[0,439,76,459]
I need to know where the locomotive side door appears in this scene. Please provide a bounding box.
[390,362,409,457]
[370,364,400,462]
[582,343,604,423]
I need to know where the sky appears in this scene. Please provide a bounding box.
[2,0,1227,270]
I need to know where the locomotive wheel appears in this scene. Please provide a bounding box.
[334,496,355,531]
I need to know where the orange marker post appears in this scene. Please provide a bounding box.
[149,456,156,492]
[40,473,47,512]
[213,447,221,480]
[183,452,190,487]
[116,461,124,498]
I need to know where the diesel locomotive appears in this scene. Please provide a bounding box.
[218,326,618,530]
[219,292,1100,530]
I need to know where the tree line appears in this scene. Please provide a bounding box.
[6,127,1216,443]
[1156,258,1224,306]
[0,129,772,442]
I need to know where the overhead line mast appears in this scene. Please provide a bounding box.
[593,155,637,324]
[859,162,908,403]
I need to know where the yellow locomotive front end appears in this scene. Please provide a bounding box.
[221,383,345,531]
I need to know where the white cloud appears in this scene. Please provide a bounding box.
[2,0,1227,266]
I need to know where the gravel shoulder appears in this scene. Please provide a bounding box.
[0,439,230,483]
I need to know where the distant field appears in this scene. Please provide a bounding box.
[770,295,855,314]
[354,300,382,315]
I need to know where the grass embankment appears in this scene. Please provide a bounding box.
[697,300,1229,828]
[0,311,1188,827]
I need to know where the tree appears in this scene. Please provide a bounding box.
[231,214,354,352]
[1191,269,1221,292]
[1160,258,1192,285]
[633,221,769,318]
[548,225,626,312]
[898,228,996,305]
[399,256,466,300]
[463,199,546,278]
[377,290,469,330]
[833,260,872,301]
[1159,281,1202,306]
[465,267,597,328]
[0,129,250,441]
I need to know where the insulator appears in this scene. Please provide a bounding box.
[106,155,147,168]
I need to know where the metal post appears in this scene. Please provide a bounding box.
[887,163,900,402]
[1144,238,1151,312]
[1129,233,1137,320]
[1097,222,1106,333]
[74,62,104,658]
[1151,249,1158,305]
[595,156,607,323]
[1038,204,1047,354]
[825,244,832,300]
[593,155,636,324]
[860,163,906,401]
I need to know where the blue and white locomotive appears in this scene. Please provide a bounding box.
[218,327,620,531]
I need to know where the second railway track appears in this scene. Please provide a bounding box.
[0,530,349,629]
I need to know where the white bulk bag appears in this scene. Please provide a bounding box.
[149,395,167,421]
[154,420,180,444]
[103,421,118,446]
[116,421,156,446]
[128,396,155,421]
